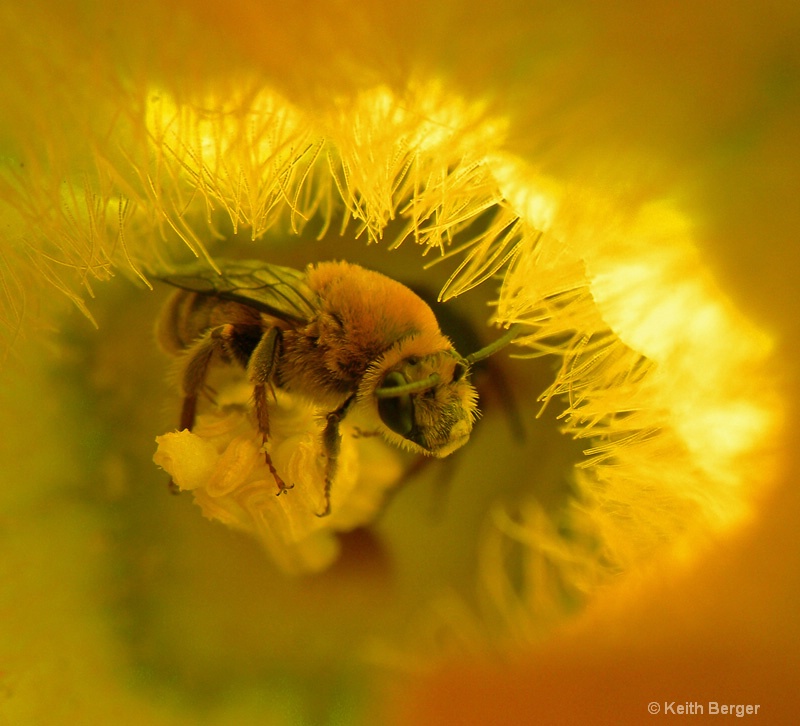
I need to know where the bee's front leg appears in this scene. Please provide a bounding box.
[247,327,292,495]
[317,394,356,517]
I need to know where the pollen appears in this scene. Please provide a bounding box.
[154,389,404,574]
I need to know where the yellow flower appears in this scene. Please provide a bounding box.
[1,0,797,723]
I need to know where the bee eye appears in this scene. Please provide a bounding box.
[377,372,414,437]
[453,361,467,382]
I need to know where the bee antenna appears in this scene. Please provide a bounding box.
[463,323,524,366]
[375,374,441,398]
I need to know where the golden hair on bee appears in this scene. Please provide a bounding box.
[154,258,521,516]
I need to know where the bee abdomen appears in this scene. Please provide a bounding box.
[156,290,261,355]
[156,290,198,354]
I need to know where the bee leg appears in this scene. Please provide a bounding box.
[179,323,254,429]
[247,328,292,496]
[317,394,356,517]
[163,326,228,494]
[178,330,221,430]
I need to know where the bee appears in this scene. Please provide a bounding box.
[155,259,521,516]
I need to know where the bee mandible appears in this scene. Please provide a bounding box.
[155,259,521,516]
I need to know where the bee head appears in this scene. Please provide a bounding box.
[367,344,479,458]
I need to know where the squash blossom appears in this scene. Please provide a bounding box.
[1,1,797,724]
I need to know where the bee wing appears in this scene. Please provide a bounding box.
[156,259,319,323]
